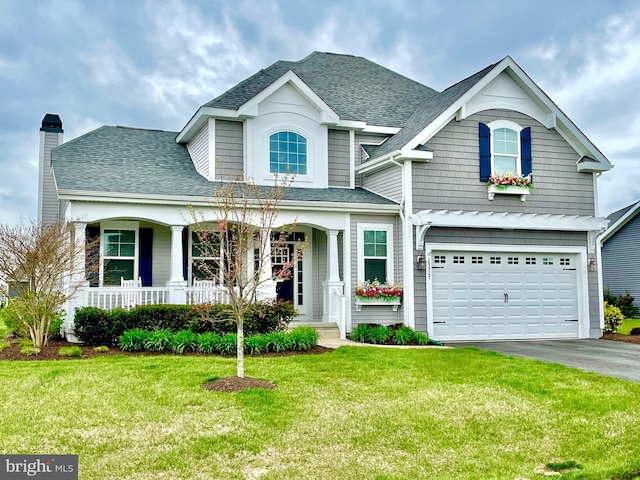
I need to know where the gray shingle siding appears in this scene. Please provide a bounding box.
[215,120,243,181]
[413,110,595,215]
[41,132,61,224]
[602,215,640,308]
[186,124,209,179]
[362,166,403,203]
[328,129,350,187]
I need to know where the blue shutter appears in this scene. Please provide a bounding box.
[139,228,153,287]
[479,122,491,181]
[520,127,532,176]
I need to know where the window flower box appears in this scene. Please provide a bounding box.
[355,280,402,311]
[486,173,532,201]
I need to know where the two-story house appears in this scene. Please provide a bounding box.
[39,52,611,342]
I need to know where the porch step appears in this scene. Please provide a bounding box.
[289,321,340,340]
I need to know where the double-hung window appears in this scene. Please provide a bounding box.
[103,229,136,286]
[190,230,222,284]
[479,120,532,181]
[269,131,307,175]
[358,224,394,284]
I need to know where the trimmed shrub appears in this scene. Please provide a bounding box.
[393,325,414,345]
[349,324,370,343]
[119,328,149,351]
[630,327,640,336]
[75,307,124,346]
[287,326,319,351]
[196,332,222,354]
[603,301,624,333]
[170,330,198,354]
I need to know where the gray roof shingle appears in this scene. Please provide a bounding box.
[51,126,397,206]
[205,52,438,128]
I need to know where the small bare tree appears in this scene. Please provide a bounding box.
[189,175,301,378]
[0,221,97,347]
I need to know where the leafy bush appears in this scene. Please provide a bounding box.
[119,328,149,351]
[58,346,82,357]
[630,327,640,336]
[93,346,109,352]
[264,332,289,353]
[369,325,392,344]
[170,330,198,354]
[144,328,173,352]
[245,335,268,355]
[196,332,222,354]
[411,331,431,345]
[349,324,370,343]
[0,302,63,340]
[603,287,617,305]
[603,301,624,333]
[615,292,638,319]
[287,326,319,351]
[393,326,414,345]
[21,346,40,356]
[217,334,237,355]
[74,307,123,346]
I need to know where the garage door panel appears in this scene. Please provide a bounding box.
[431,250,580,341]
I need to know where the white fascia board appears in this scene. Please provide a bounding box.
[412,209,608,232]
[601,201,640,243]
[354,151,401,174]
[361,125,401,134]
[397,150,433,161]
[355,150,431,175]
[57,189,399,214]
[237,70,340,125]
[176,107,239,143]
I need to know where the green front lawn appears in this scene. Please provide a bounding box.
[1,348,640,479]
[619,318,640,335]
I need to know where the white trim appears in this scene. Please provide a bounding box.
[412,210,608,248]
[402,160,415,329]
[424,243,590,339]
[349,130,355,189]
[343,212,352,333]
[357,223,395,284]
[355,151,432,175]
[208,118,216,180]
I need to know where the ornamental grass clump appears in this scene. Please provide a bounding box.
[58,346,82,357]
[169,330,198,354]
[119,328,149,351]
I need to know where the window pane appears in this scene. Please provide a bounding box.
[375,243,387,256]
[494,156,517,175]
[120,244,135,257]
[104,259,134,286]
[269,131,307,174]
[363,230,375,243]
[120,231,135,243]
[493,128,518,155]
[365,259,387,283]
[192,259,218,281]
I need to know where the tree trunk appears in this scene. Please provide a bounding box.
[237,314,244,378]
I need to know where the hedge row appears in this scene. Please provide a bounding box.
[74,301,297,346]
[119,326,319,355]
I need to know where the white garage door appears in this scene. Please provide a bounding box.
[431,251,580,341]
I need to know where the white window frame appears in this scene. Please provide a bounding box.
[100,221,139,287]
[268,130,308,177]
[357,223,394,285]
[488,120,522,176]
[189,227,224,286]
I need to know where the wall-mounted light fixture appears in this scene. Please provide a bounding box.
[588,255,597,272]
[417,255,426,270]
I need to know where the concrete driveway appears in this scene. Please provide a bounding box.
[454,339,640,383]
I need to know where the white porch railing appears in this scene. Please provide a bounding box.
[331,286,347,339]
[82,285,238,310]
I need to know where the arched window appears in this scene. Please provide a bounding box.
[492,127,519,175]
[269,131,307,175]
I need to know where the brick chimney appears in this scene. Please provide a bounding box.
[38,114,63,225]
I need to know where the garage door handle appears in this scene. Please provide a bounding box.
[504,293,509,303]
[564,319,579,322]
[433,321,446,324]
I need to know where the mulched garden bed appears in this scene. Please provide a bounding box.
[0,338,333,361]
[601,333,640,344]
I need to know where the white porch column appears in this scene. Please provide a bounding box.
[166,225,187,304]
[256,228,276,301]
[323,229,344,325]
[64,221,89,342]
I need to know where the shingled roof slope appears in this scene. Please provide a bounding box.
[205,52,438,128]
[51,126,397,205]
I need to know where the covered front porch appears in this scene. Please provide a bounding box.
[64,216,348,339]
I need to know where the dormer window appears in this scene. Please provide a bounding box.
[479,120,532,181]
[269,131,307,175]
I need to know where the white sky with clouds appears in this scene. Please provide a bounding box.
[1,0,639,225]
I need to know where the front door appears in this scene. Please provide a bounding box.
[272,230,310,317]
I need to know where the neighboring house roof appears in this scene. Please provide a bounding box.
[51,126,397,206]
[204,51,439,129]
[602,200,640,243]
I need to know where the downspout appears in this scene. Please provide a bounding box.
[394,158,415,329]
